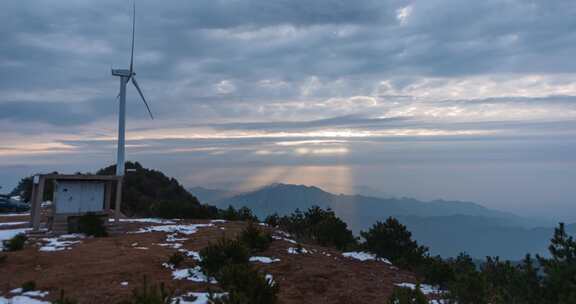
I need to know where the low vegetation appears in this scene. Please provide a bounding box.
[2,233,27,251]
[77,213,108,237]
[120,277,174,304]
[386,286,427,304]
[357,215,576,303]
[199,238,250,277]
[167,252,185,268]
[199,223,280,304]
[238,222,273,253]
[211,264,279,304]
[21,280,36,292]
[361,217,428,268]
[219,206,259,222]
[267,206,357,250]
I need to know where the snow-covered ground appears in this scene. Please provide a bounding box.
[134,223,213,235]
[272,235,297,244]
[0,222,27,227]
[171,266,217,284]
[0,289,50,304]
[172,292,226,304]
[287,247,309,254]
[249,256,281,263]
[342,251,392,265]
[38,234,84,252]
[395,282,444,295]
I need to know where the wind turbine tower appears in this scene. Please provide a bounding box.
[110,1,153,219]
[111,1,153,177]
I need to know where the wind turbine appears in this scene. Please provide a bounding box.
[111,1,153,177]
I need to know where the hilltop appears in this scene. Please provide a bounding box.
[0,213,419,303]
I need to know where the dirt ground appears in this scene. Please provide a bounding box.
[0,214,417,304]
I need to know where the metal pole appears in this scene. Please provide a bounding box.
[114,177,123,222]
[116,76,127,177]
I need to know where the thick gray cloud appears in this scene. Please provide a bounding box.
[1,0,575,222]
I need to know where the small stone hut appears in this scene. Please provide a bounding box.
[30,174,122,234]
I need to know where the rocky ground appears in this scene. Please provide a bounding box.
[0,213,431,304]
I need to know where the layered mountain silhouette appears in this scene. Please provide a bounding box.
[191,183,572,260]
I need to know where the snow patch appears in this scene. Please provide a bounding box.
[0,295,50,304]
[210,219,226,224]
[249,256,281,263]
[265,274,276,286]
[178,249,202,261]
[120,282,129,286]
[113,218,177,224]
[0,222,27,227]
[171,266,217,283]
[20,291,48,298]
[272,235,297,244]
[1,289,50,304]
[158,243,183,249]
[166,233,188,242]
[342,251,392,264]
[0,213,30,217]
[172,292,226,304]
[135,223,213,235]
[287,247,309,254]
[39,234,84,252]
[395,283,443,295]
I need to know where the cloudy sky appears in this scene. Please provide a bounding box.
[1,0,575,221]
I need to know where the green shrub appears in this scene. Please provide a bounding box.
[219,206,259,222]
[199,238,250,277]
[275,206,357,250]
[446,253,488,304]
[386,286,428,304]
[120,276,174,304]
[3,233,27,251]
[77,213,108,237]
[538,223,576,304]
[264,214,280,227]
[168,252,185,268]
[418,255,455,288]
[212,264,279,304]
[21,280,36,292]
[309,214,356,250]
[238,222,273,253]
[361,217,428,267]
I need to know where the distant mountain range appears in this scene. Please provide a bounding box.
[190,183,572,260]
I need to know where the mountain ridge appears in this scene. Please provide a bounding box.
[190,182,567,259]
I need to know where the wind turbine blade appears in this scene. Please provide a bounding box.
[131,77,154,119]
[129,0,136,77]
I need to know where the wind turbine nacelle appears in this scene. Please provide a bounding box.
[112,69,133,77]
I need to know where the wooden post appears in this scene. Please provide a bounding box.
[29,177,38,229]
[114,177,123,222]
[32,175,45,231]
